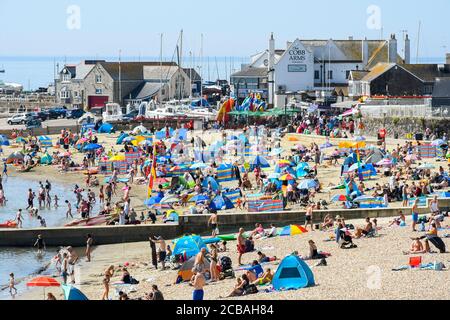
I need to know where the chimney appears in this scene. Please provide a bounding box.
[404,34,411,64]
[362,37,369,66]
[388,33,398,63]
[269,33,275,71]
[446,53,450,65]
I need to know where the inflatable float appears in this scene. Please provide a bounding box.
[0,220,18,228]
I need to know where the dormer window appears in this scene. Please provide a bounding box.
[61,71,71,82]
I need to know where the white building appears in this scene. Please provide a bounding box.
[231,33,407,107]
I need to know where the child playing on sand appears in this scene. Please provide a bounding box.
[9,273,17,297]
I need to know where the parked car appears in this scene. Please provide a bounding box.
[32,111,50,121]
[7,113,33,125]
[66,108,85,119]
[48,107,67,119]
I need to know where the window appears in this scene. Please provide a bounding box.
[327,70,333,79]
[95,88,103,95]
[60,90,70,99]
[96,75,102,83]
[61,73,71,82]
[74,91,79,97]
[314,70,320,80]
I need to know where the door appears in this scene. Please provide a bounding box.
[88,96,109,108]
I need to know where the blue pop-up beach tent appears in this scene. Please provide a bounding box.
[116,133,129,144]
[209,195,234,211]
[98,123,114,134]
[272,255,315,290]
[173,235,207,259]
[61,284,89,300]
[202,176,220,192]
[249,155,270,170]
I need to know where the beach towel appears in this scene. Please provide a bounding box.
[248,199,283,212]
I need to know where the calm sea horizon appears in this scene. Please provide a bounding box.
[0,55,250,90]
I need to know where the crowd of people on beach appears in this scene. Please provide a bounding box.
[1,111,449,300]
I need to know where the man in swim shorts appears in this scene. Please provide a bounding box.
[191,270,205,301]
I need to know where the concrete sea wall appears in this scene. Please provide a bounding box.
[1,197,448,247]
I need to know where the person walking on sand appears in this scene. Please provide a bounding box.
[9,273,17,297]
[65,200,73,219]
[86,234,93,262]
[191,269,206,301]
[61,252,69,285]
[149,236,158,270]
[304,204,315,231]
[411,198,419,232]
[16,209,23,228]
[102,265,114,300]
[208,212,218,237]
[237,228,246,266]
[150,236,167,270]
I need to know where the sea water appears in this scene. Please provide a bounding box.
[0,176,78,300]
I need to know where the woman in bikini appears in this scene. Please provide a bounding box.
[208,244,219,282]
[102,265,115,300]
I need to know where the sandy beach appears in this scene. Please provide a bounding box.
[1,129,448,300]
[15,215,450,301]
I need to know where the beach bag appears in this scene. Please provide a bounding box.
[244,284,258,295]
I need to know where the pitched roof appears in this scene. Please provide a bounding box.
[128,82,162,100]
[268,39,402,65]
[432,78,450,97]
[143,65,179,80]
[349,70,370,81]
[99,61,176,80]
[361,63,396,82]
[182,68,201,81]
[74,63,95,80]
[401,64,450,82]
[231,67,268,78]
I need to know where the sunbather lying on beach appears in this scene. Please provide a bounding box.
[388,211,406,227]
[252,268,274,286]
[257,251,277,263]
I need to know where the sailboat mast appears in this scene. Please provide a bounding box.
[200,33,203,104]
[160,33,163,103]
[119,49,122,106]
[179,29,183,100]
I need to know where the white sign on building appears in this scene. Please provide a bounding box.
[274,39,314,92]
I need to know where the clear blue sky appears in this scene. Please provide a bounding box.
[1,0,449,59]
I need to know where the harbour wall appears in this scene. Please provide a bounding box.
[0,198,448,247]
